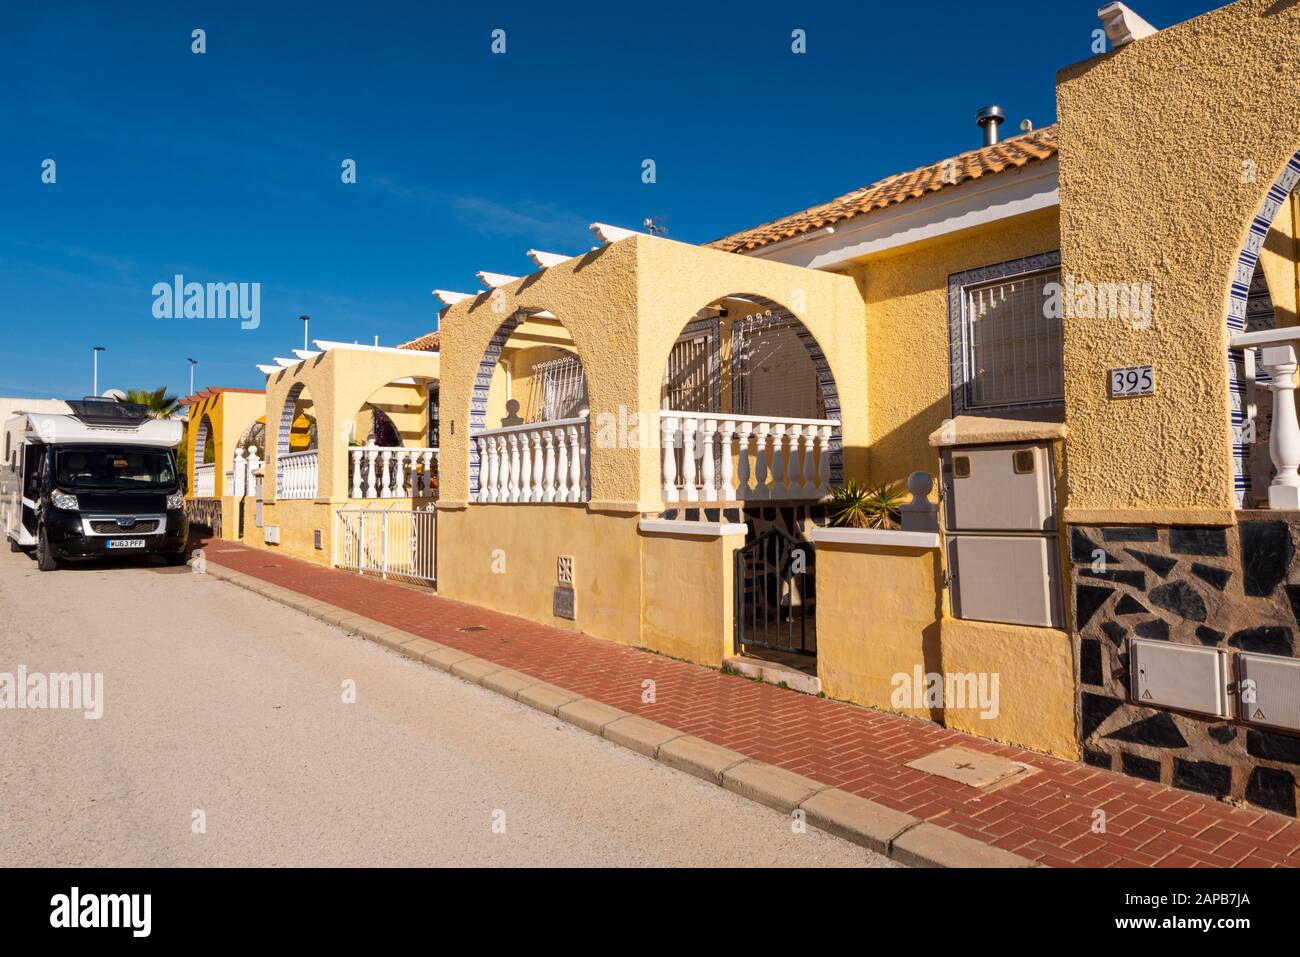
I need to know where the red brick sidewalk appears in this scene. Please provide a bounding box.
[203,539,1300,868]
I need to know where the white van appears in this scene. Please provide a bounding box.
[2,398,189,571]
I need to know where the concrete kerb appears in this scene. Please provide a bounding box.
[202,559,1042,868]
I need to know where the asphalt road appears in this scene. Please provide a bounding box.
[0,547,894,867]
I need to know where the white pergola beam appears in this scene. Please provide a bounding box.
[527,249,572,268]
[1098,3,1157,47]
[477,271,520,289]
[292,349,321,360]
[273,357,300,368]
[590,222,644,245]
[256,364,281,375]
[433,289,475,305]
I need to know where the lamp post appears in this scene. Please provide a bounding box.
[300,314,310,351]
[187,357,197,396]
[92,346,105,396]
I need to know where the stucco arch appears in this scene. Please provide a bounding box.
[467,307,590,499]
[656,291,844,486]
[1226,148,1300,506]
[193,414,214,472]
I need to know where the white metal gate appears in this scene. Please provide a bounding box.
[334,507,436,585]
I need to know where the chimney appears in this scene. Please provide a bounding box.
[975,105,1005,147]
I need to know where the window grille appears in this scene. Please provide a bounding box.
[528,355,587,422]
[963,268,1063,409]
[731,311,822,418]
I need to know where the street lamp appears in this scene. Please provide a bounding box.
[92,346,105,397]
[300,315,310,351]
[187,357,197,396]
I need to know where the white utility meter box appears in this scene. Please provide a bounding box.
[1236,651,1300,732]
[941,443,1055,532]
[942,442,1062,628]
[1129,639,1232,718]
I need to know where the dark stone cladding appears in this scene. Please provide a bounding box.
[1069,515,1300,818]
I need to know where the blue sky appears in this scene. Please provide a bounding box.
[1,0,1220,399]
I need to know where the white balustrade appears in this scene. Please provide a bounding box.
[276,449,319,500]
[471,417,589,504]
[348,446,440,499]
[660,410,839,503]
[244,446,261,496]
[1232,328,1300,509]
[193,463,216,498]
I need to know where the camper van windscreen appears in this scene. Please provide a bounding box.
[65,399,151,426]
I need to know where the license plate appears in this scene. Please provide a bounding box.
[107,538,146,549]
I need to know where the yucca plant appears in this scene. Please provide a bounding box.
[827,479,908,530]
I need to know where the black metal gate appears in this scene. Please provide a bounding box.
[734,526,816,657]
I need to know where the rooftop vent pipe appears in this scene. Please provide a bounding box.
[975,105,1005,147]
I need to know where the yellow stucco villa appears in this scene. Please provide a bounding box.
[186,1,1300,817]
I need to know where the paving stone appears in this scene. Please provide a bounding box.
[480,668,540,698]
[1169,526,1228,556]
[1124,548,1178,578]
[450,657,507,684]
[1102,527,1159,542]
[721,760,827,813]
[891,823,1039,868]
[1191,563,1231,591]
[557,698,628,734]
[1148,581,1207,621]
[516,682,584,715]
[1076,584,1114,628]
[603,715,686,757]
[1115,594,1149,616]
[419,644,476,671]
[1229,626,1293,655]
[658,735,750,784]
[799,788,918,854]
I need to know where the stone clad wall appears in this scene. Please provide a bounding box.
[1071,514,1300,817]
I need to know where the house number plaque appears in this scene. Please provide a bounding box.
[1109,364,1154,398]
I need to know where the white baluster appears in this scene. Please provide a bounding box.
[567,425,582,502]
[555,426,570,502]
[736,422,753,499]
[531,434,544,502]
[233,447,246,498]
[1262,345,1300,508]
[395,450,408,497]
[798,425,815,497]
[681,418,698,502]
[662,416,680,503]
[364,447,378,498]
[496,435,510,502]
[473,437,486,501]
[422,450,434,496]
[508,433,522,502]
[770,424,787,498]
[719,420,736,502]
[816,425,833,497]
[543,430,557,502]
[375,450,389,498]
[482,436,497,502]
[754,423,770,498]
[699,419,717,502]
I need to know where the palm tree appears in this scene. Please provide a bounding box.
[117,386,182,419]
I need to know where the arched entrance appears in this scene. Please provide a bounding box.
[1227,150,1300,507]
[468,308,590,503]
[658,293,842,505]
[276,382,318,499]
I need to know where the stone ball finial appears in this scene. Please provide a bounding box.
[906,470,933,499]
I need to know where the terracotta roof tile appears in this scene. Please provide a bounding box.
[708,124,1058,254]
[397,331,440,351]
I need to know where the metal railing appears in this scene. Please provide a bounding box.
[334,507,436,585]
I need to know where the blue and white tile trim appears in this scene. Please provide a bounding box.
[1227,150,1300,506]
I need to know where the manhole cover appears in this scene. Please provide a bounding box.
[904,746,1034,789]
[458,625,489,633]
